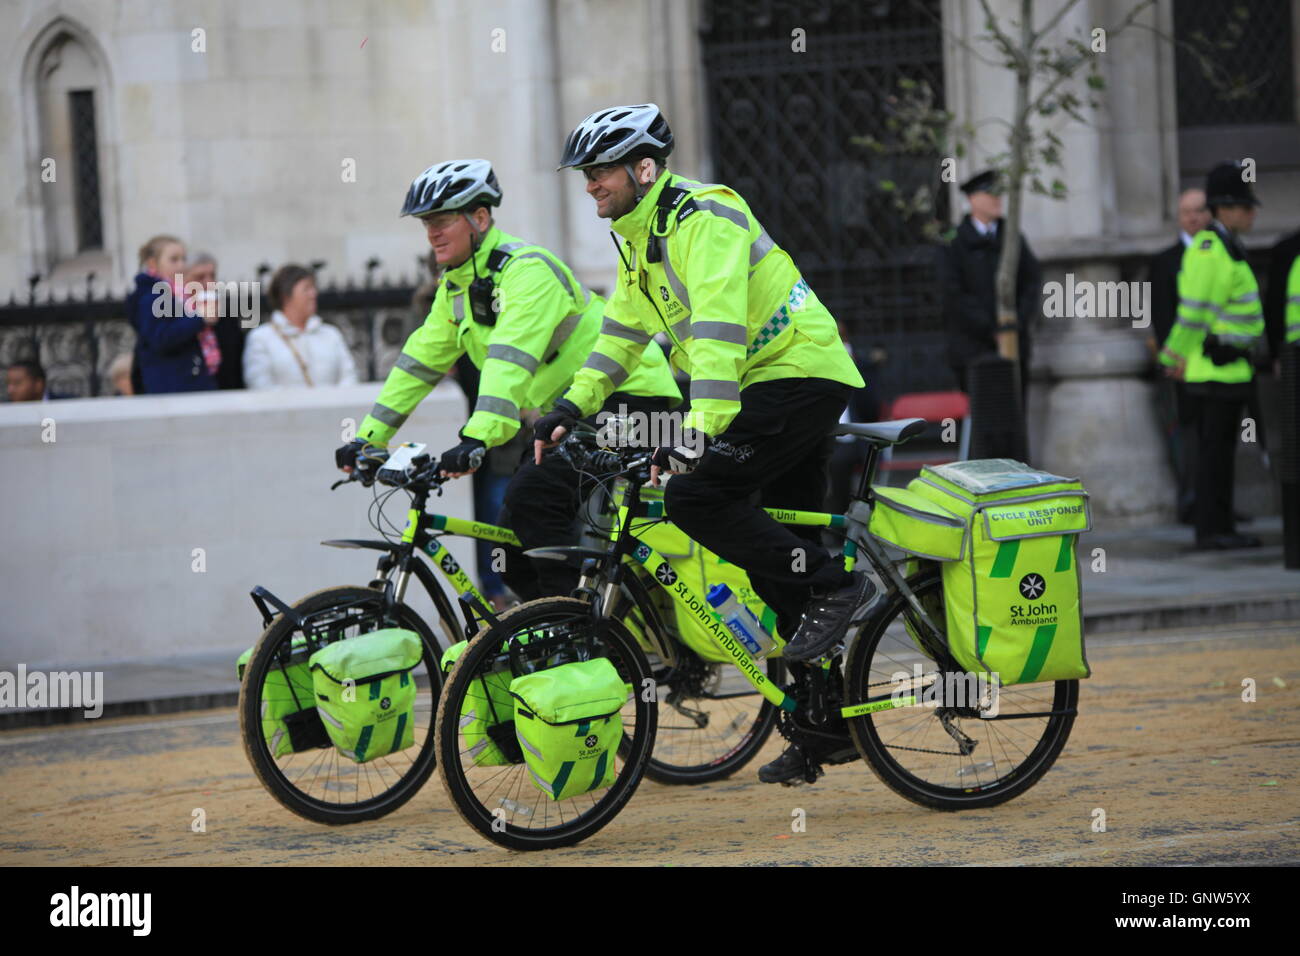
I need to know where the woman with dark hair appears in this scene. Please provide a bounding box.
[127,234,220,393]
[243,264,358,388]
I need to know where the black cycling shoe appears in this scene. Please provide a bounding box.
[758,745,821,785]
[782,571,877,662]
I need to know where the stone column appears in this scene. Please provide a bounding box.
[1035,261,1175,525]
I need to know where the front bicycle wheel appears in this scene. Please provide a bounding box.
[436,597,655,851]
[239,586,443,824]
[843,567,1077,810]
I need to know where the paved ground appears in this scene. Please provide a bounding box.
[3,621,1296,866]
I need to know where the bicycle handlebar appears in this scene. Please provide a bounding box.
[331,453,451,493]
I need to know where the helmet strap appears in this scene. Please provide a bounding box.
[624,161,649,204]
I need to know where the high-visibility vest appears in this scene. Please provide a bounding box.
[358,225,680,448]
[1159,222,1262,384]
[562,172,862,437]
[1286,255,1300,346]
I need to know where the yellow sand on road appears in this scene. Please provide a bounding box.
[2,623,1297,866]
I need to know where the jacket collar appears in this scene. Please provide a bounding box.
[958,214,1001,246]
[443,224,506,290]
[272,310,320,335]
[611,171,677,242]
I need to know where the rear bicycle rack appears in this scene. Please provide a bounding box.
[250,585,306,630]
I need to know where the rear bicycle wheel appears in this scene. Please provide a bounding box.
[436,597,655,850]
[239,586,444,824]
[613,579,781,784]
[842,568,1077,810]
[644,650,784,784]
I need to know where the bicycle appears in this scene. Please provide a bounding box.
[239,443,518,824]
[239,437,783,823]
[436,420,1080,850]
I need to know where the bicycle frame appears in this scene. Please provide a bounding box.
[310,493,523,649]
[580,459,949,719]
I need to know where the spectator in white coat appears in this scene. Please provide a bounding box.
[244,264,359,388]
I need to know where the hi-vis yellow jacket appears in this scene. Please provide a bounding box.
[1159,221,1263,385]
[561,172,863,437]
[1286,255,1300,346]
[358,225,679,448]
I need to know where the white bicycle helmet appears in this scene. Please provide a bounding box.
[400,159,502,217]
[557,104,674,171]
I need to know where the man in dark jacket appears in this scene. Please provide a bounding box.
[936,170,1041,399]
[1148,188,1211,523]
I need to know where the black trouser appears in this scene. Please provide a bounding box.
[1190,382,1250,541]
[663,378,853,640]
[497,393,675,601]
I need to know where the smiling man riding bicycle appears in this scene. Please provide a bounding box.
[338,158,681,601]
[533,104,877,784]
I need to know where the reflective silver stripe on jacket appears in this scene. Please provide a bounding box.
[496,241,527,254]
[1216,332,1256,348]
[673,179,719,191]
[474,395,520,419]
[1229,290,1259,305]
[691,379,741,402]
[694,198,749,231]
[691,320,747,345]
[395,352,445,386]
[514,251,580,299]
[583,351,630,387]
[749,230,775,267]
[1174,315,1207,330]
[662,253,690,312]
[1287,294,1300,305]
[1178,297,1212,311]
[543,312,583,362]
[600,315,652,345]
[486,343,539,374]
[369,402,408,428]
[670,316,691,341]
[452,294,465,321]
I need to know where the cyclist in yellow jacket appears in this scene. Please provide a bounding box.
[533,105,872,784]
[337,159,681,598]
[1158,160,1264,550]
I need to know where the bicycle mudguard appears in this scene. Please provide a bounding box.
[320,538,398,553]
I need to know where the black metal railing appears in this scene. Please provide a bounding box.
[0,276,422,398]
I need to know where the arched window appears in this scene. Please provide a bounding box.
[22,18,119,285]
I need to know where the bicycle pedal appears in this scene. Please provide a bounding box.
[811,642,846,664]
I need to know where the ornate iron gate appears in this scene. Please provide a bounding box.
[699,0,950,400]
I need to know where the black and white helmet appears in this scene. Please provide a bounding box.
[557,104,674,171]
[400,159,502,218]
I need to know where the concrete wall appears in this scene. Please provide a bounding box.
[0,383,476,668]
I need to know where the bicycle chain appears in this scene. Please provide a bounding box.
[859,678,965,756]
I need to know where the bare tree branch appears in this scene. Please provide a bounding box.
[904,0,1008,69]
[978,0,1025,71]
[1031,0,1085,49]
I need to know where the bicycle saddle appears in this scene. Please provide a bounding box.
[832,418,927,445]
